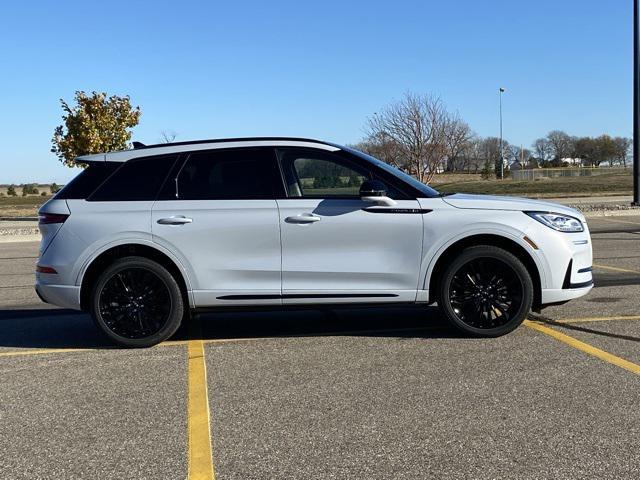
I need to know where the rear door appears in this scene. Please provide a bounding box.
[276,148,424,304]
[151,147,284,306]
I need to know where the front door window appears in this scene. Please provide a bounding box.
[279,149,370,198]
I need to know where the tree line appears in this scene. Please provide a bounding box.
[2,183,60,197]
[353,93,632,181]
[531,131,631,168]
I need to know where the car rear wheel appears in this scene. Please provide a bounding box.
[438,246,533,337]
[90,256,184,347]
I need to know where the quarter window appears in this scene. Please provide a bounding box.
[55,162,120,199]
[89,155,178,201]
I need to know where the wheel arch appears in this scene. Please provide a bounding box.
[79,243,192,311]
[426,233,543,310]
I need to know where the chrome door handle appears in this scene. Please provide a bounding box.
[157,216,193,225]
[285,214,321,224]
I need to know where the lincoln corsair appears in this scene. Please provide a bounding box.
[36,138,593,347]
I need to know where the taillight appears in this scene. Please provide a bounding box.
[38,213,69,225]
[36,265,58,274]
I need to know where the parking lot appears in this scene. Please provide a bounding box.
[1,216,638,480]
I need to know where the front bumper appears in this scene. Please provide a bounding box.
[539,251,593,305]
[541,284,593,305]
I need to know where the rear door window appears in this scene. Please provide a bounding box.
[88,155,179,201]
[175,148,283,200]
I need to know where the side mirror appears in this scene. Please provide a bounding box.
[359,179,397,206]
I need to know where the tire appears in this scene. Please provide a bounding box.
[90,256,185,348]
[437,245,533,337]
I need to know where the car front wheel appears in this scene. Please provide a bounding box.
[90,256,184,347]
[438,245,533,337]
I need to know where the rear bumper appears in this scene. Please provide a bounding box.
[35,284,81,310]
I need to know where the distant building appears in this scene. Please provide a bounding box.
[561,157,583,166]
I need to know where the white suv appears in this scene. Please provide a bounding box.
[36,138,593,347]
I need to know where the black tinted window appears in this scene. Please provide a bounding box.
[54,162,119,199]
[89,155,178,201]
[176,148,281,200]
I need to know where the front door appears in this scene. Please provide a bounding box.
[276,148,424,304]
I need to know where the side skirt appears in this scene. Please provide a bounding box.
[215,293,399,300]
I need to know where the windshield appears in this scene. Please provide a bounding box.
[344,147,440,198]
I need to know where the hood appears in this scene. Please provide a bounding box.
[442,193,584,220]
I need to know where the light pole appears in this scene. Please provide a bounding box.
[634,0,640,204]
[499,87,505,180]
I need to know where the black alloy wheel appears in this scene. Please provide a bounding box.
[90,256,184,347]
[438,246,533,337]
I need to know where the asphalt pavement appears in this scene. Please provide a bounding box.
[0,216,638,479]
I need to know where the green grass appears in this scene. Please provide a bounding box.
[435,173,633,198]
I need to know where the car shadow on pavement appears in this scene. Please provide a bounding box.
[185,305,461,343]
[530,314,640,343]
[0,308,110,349]
[0,305,460,350]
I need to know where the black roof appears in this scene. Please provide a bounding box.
[132,137,338,150]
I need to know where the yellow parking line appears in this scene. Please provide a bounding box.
[524,320,640,376]
[593,263,640,274]
[555,315,640,324]
[0,340,187,359]
[187,328,215,480]
[0,347,89,358]
[158,339,189,347]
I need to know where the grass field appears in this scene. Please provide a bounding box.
[432,172,632,198]
[0,195,52,217]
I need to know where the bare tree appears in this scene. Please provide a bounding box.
[613,137,632,167]
[573,137,596,166]
[477,137,504,178]
[462,137,485,173]
[520,148,533,167]
[160,130,178,143]
[351,133,405,170]
[443,115,473,171]
[505,144,520,166]
[573,135,617,167]
[532,138,552,163]
[365,93,451,183]
[546,130,573,164]
[594,134,617,166]
[507,145,533,167]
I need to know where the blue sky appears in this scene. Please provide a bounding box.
[0,0,632,183]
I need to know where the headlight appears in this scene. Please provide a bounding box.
[525,211,584,232]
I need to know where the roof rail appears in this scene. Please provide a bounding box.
[130,136,335,150]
